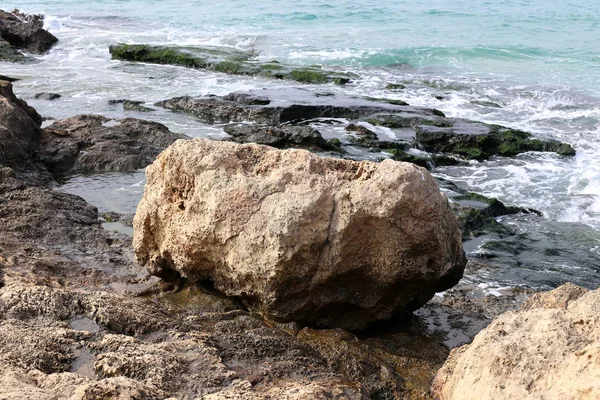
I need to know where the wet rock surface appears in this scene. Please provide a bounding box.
[156,88,575,164]
[223,123,335,151]
[0,9,58,59]
[109,43,354,84]
[133,138,466,330]
[39,114,186,178]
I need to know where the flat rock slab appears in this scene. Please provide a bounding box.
[133,138,466,330]
[156,87,441,125]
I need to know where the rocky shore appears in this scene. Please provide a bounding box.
[1,9,598,400]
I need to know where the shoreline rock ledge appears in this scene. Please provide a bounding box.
[133,138,466,330]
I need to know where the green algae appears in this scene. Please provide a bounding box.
[109,44,356,84]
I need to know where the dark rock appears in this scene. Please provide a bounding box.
[223,123,334,151]
[471,100,502,108]
[10,9,44,29]
[344,123,378,139]
[366,113,449,129]
[451,192,539,239]
[0,80,43,175]
[122,100,154,112]
[364,96,410,106]
[156,88,440,126]
[385,83,406,90]
[39,115,186,177]
[0,9,58,54]
[35,92,61,100]
[415,122,576,160]
[221,92,270,105]
[0,74,19,82]
[416,270,535,348]
[108,99,153,111]
[109,44,354,84]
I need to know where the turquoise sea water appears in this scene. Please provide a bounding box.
[2,1,600,291]
[10,0,600,91]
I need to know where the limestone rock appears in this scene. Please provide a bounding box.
[133,138,466,330]
[431,283,600,400]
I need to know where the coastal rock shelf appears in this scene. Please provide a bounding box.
[133,138,467,330]
[109,43,354,84]
[155,88,576,162]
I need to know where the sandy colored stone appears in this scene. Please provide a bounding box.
[133,138,465,329]
[432,283,600,400]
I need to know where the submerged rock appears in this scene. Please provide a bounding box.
[34,92,61,100]
[0,9,58,54]
[451,192,540,239]
[432,283,600,400]
[39,114,186,177]
[133,138,466,330]
[109,43,353,84]
[0,37,28,62]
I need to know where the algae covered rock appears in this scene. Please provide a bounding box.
[133,138,466,330]
[415,122,575,160]
[109,43,353,84]
[432,283,600,400]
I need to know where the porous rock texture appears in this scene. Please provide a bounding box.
[133,138,466,330]
[431,282,600,400]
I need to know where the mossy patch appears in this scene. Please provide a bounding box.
[385,83,406,90]
[0,43,28,62]
[289,69,329,84]
[416,124,576,161]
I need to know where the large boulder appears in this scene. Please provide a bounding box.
[0,9,57,54]
[431,283,600,400]
[133,138,466,330]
